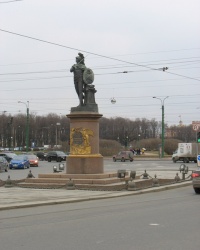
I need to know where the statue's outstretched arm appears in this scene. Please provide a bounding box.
[70,65,75,72]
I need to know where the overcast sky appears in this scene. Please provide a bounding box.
[1,0,200,126]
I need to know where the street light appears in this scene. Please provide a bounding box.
[56,122,61,148]
[18,101,29,152]
[138,134,141,147]
[1,111,7,147]
[153,96,169,158]
[124,135,128,149]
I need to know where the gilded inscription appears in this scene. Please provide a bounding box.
[73,131,83,145]
[70,128,94,155]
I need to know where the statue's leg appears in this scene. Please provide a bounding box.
[77,80,83,105]
[74,82,79,96]
[74,81,82,105]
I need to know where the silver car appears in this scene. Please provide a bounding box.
[113,151,134,162]
[0,156,8,172]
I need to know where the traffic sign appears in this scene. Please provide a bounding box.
[192,121,200,131]
[193,124,199,131]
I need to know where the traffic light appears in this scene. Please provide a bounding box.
[197,132,200,143]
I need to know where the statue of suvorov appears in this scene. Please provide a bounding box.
[70,53,95,107]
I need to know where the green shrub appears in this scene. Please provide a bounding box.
[65,138,183,157]
[99,139,122,156]
[164,139,183,155]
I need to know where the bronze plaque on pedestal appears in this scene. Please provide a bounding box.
[70,128,93,155]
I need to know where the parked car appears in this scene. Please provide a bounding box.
[46,151,67,162]
[0,156,8,172]
[113,151,134,162]
[0,152,17,163]
[35,151,47,161]
[9,155,30,169]
[26,154,39,167]
[192,169,200,194]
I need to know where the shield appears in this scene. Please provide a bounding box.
[83,68,94,84]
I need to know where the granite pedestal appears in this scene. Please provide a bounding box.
[66,111,104,174]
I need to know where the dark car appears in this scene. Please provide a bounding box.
[0,156,8,172]
[192,168,200,194]
[0,152,17,163]
[113,151,134,162]
[35,152,46,161]
[46,151,67,162]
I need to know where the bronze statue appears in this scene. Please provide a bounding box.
[70,53,86,106]
[70,53,95,106]
[70,53,98,112]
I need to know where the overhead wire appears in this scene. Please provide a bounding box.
[1,67,199,83]
[1,29,199,124]
[1,96,200,105]
[1,28,200,83]
[0,29,157,70]
[1,77,200,92]
[0,50,200,67]
[0,0,22,3]
[0,58,199,76]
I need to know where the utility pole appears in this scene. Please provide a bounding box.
[18,101,29,152]
[153,96,169,158]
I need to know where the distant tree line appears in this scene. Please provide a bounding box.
[0,113,196,152]
[99,117,196,146]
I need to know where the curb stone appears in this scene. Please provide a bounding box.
[0,181,191,211]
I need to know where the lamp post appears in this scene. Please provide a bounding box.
[18,101,29,152]
[7,117,13,150]
[1,111,7,147]
[56,123,61,148]
[153,96,169,158]
[42,127,49,146]
[124,135,128,149]
[138,134,141,147]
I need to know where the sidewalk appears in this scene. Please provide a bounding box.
[0,170,192,211]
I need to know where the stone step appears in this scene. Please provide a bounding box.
[25,177,129,185]
[16,171,138,190]
[75,183,127,191]
[16,177,175,191]
[16,182,66,189]
[38,172,119,179]
[17,182,127,191]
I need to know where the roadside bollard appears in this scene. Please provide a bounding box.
[127,178,137,191]
[27,170,35,178]
[66,178,75,190]
[117,170,126,178]
[59,163,65,171]
[53,165,62,173]
[130,170,136,179]
[141,170,151,179]
[174,173,181,182]
[53,166,58,173]
[152,174,159,187]
[5,175,13,188]
[179,164,189,180]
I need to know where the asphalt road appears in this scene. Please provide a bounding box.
[0,186,199,250]
[0,158,197,181]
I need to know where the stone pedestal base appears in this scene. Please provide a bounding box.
[66,111,104,174]
[67,154,103,174]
